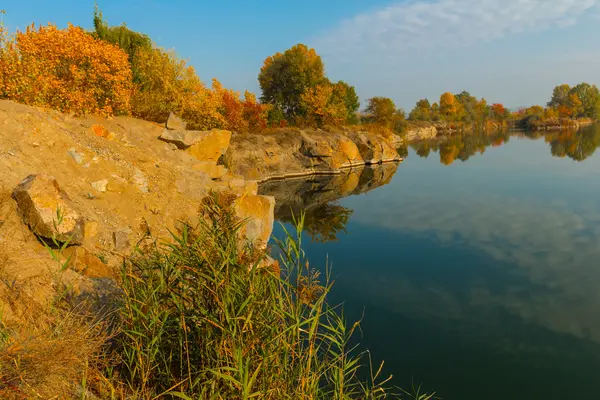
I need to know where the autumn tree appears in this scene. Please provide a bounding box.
[475,98,489,121]
[330,80,360,124]
[364,97,396,125]
[439,92,458,119]
[490,103,510,121]
[300,83,347,128]
[0,24,132,115]
[258,44,325,122]
[408,99,432,121]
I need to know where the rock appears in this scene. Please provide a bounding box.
[191,162,228,180]
[91,179,108,193]
[166,112,187,130]
[346,131,400,164]
[234,194,275,248]
[131,168,149,193]
[300,132,334,158]
[64,247,113,278]
[227,129,387,181]
[404,125,437,142]
[112,230,132,252]
[12,174,85,244]
[67,148,84,165]
[186,130,232,162]
[160,129,204,149]
[164,142,178,151]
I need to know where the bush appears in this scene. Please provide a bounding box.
[131,47,224,129]
[0,24,133,115]
[132,48,270,132]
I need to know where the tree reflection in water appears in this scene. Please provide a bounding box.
[303,203,353,243]
[410,123,600,164]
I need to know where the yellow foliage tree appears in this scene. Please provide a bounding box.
[439,92,458,119]
[0,24,133,115]
[300,83,347,128]
[132,47,224,130]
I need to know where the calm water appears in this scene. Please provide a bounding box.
[259,126,600,400]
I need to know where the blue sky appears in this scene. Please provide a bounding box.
[3,0,600,110]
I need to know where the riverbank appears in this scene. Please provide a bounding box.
[0,101,413,398]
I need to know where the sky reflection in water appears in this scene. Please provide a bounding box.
[262,126,600,400]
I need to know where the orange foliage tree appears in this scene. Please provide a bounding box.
[0,24,132,115]
[212,79,270,132]
[491,103,508,120]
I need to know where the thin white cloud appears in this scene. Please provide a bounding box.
[316,0,598,60]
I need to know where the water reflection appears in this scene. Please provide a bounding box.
[406,124,600,164]
[258,163,399,242]
[261,126,600,399]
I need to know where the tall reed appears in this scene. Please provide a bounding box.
[114,192,422,399]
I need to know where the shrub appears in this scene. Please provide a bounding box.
[0,24,133,115]
[132,48,269,132]
[131,47,224,129]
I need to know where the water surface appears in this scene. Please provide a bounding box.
[259,126,600,400]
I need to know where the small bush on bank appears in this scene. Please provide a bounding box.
[0,24,133,115]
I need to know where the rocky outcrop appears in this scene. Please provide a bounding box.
[12,174,85,244]
[186,130,232,162]
[404,125,438,142]
[0,100,275,307]
[227,129,401,181]
[166,111,187,131]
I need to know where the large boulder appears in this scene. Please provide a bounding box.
[159,129,207,149]
[166,112,187,130]
[12,174,85,244]
[346,131,400,164]
[234,194,275,248]
[186,130,232,162]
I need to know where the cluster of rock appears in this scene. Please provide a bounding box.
[0,102,274,295]
[227,128,402,181]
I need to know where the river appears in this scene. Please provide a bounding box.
[259,125,600,400]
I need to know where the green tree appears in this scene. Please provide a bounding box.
[408,98,432,121]
[331,80,360,124]
[570,83,600,119]
[455,91,479,122]
[93,6,152,83]
[548,84,572,109]
[364,97,396,125]
[258,44,325,122]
